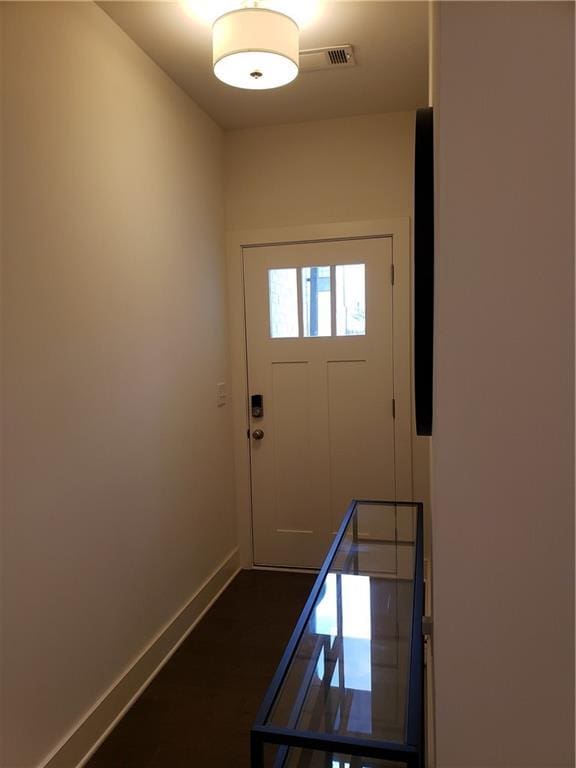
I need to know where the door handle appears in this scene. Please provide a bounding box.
[252,429,265,441]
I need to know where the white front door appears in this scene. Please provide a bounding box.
[244,237,400,568]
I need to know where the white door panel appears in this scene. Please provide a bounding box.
[244,237,397,568]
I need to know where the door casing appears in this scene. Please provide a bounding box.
[226,219,414,568]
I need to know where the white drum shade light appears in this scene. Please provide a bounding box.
[213,7,299,90]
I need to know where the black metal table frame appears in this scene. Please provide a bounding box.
[250,499,425,768]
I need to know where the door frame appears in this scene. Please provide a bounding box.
[226,219,414,568]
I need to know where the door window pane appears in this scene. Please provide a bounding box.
[302,266,331,337]
[269,268,299,338]
[336,264,366,336]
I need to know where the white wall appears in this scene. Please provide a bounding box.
[0,4,236,766]
[432,2,574,766]
[225,111,415,230]
[225,111,431,521]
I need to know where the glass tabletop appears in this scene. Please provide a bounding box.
[264,502,419,745]
[264,744,407,768]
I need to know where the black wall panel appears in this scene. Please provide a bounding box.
[414,107,434,436]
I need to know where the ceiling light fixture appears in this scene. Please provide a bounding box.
[212,5,299,90]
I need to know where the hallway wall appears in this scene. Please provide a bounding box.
[432,2,574,766]
[225,112,415,230]
[0,4,236,766]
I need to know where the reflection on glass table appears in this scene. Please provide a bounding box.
[263,743,407,768]
[270,571,411,742]
[252,500,425,768]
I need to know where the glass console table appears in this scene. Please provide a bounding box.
[251,500,425,768]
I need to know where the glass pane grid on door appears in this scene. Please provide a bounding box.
[269,264,366,339]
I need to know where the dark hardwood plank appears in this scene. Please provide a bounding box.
[86,570,315,768]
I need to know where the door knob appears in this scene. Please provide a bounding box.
[252,429,265,441]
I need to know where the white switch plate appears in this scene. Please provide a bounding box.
[216,382,227,407]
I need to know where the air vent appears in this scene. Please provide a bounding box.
[300,45,356,73]
[328,48,349,65]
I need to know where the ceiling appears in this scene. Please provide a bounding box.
[100,1,429,130]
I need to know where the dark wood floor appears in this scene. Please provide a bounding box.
[86,569,315,768]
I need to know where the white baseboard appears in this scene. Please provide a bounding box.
[39,549,241,768]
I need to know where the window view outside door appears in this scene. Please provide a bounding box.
[269,264,366,339]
